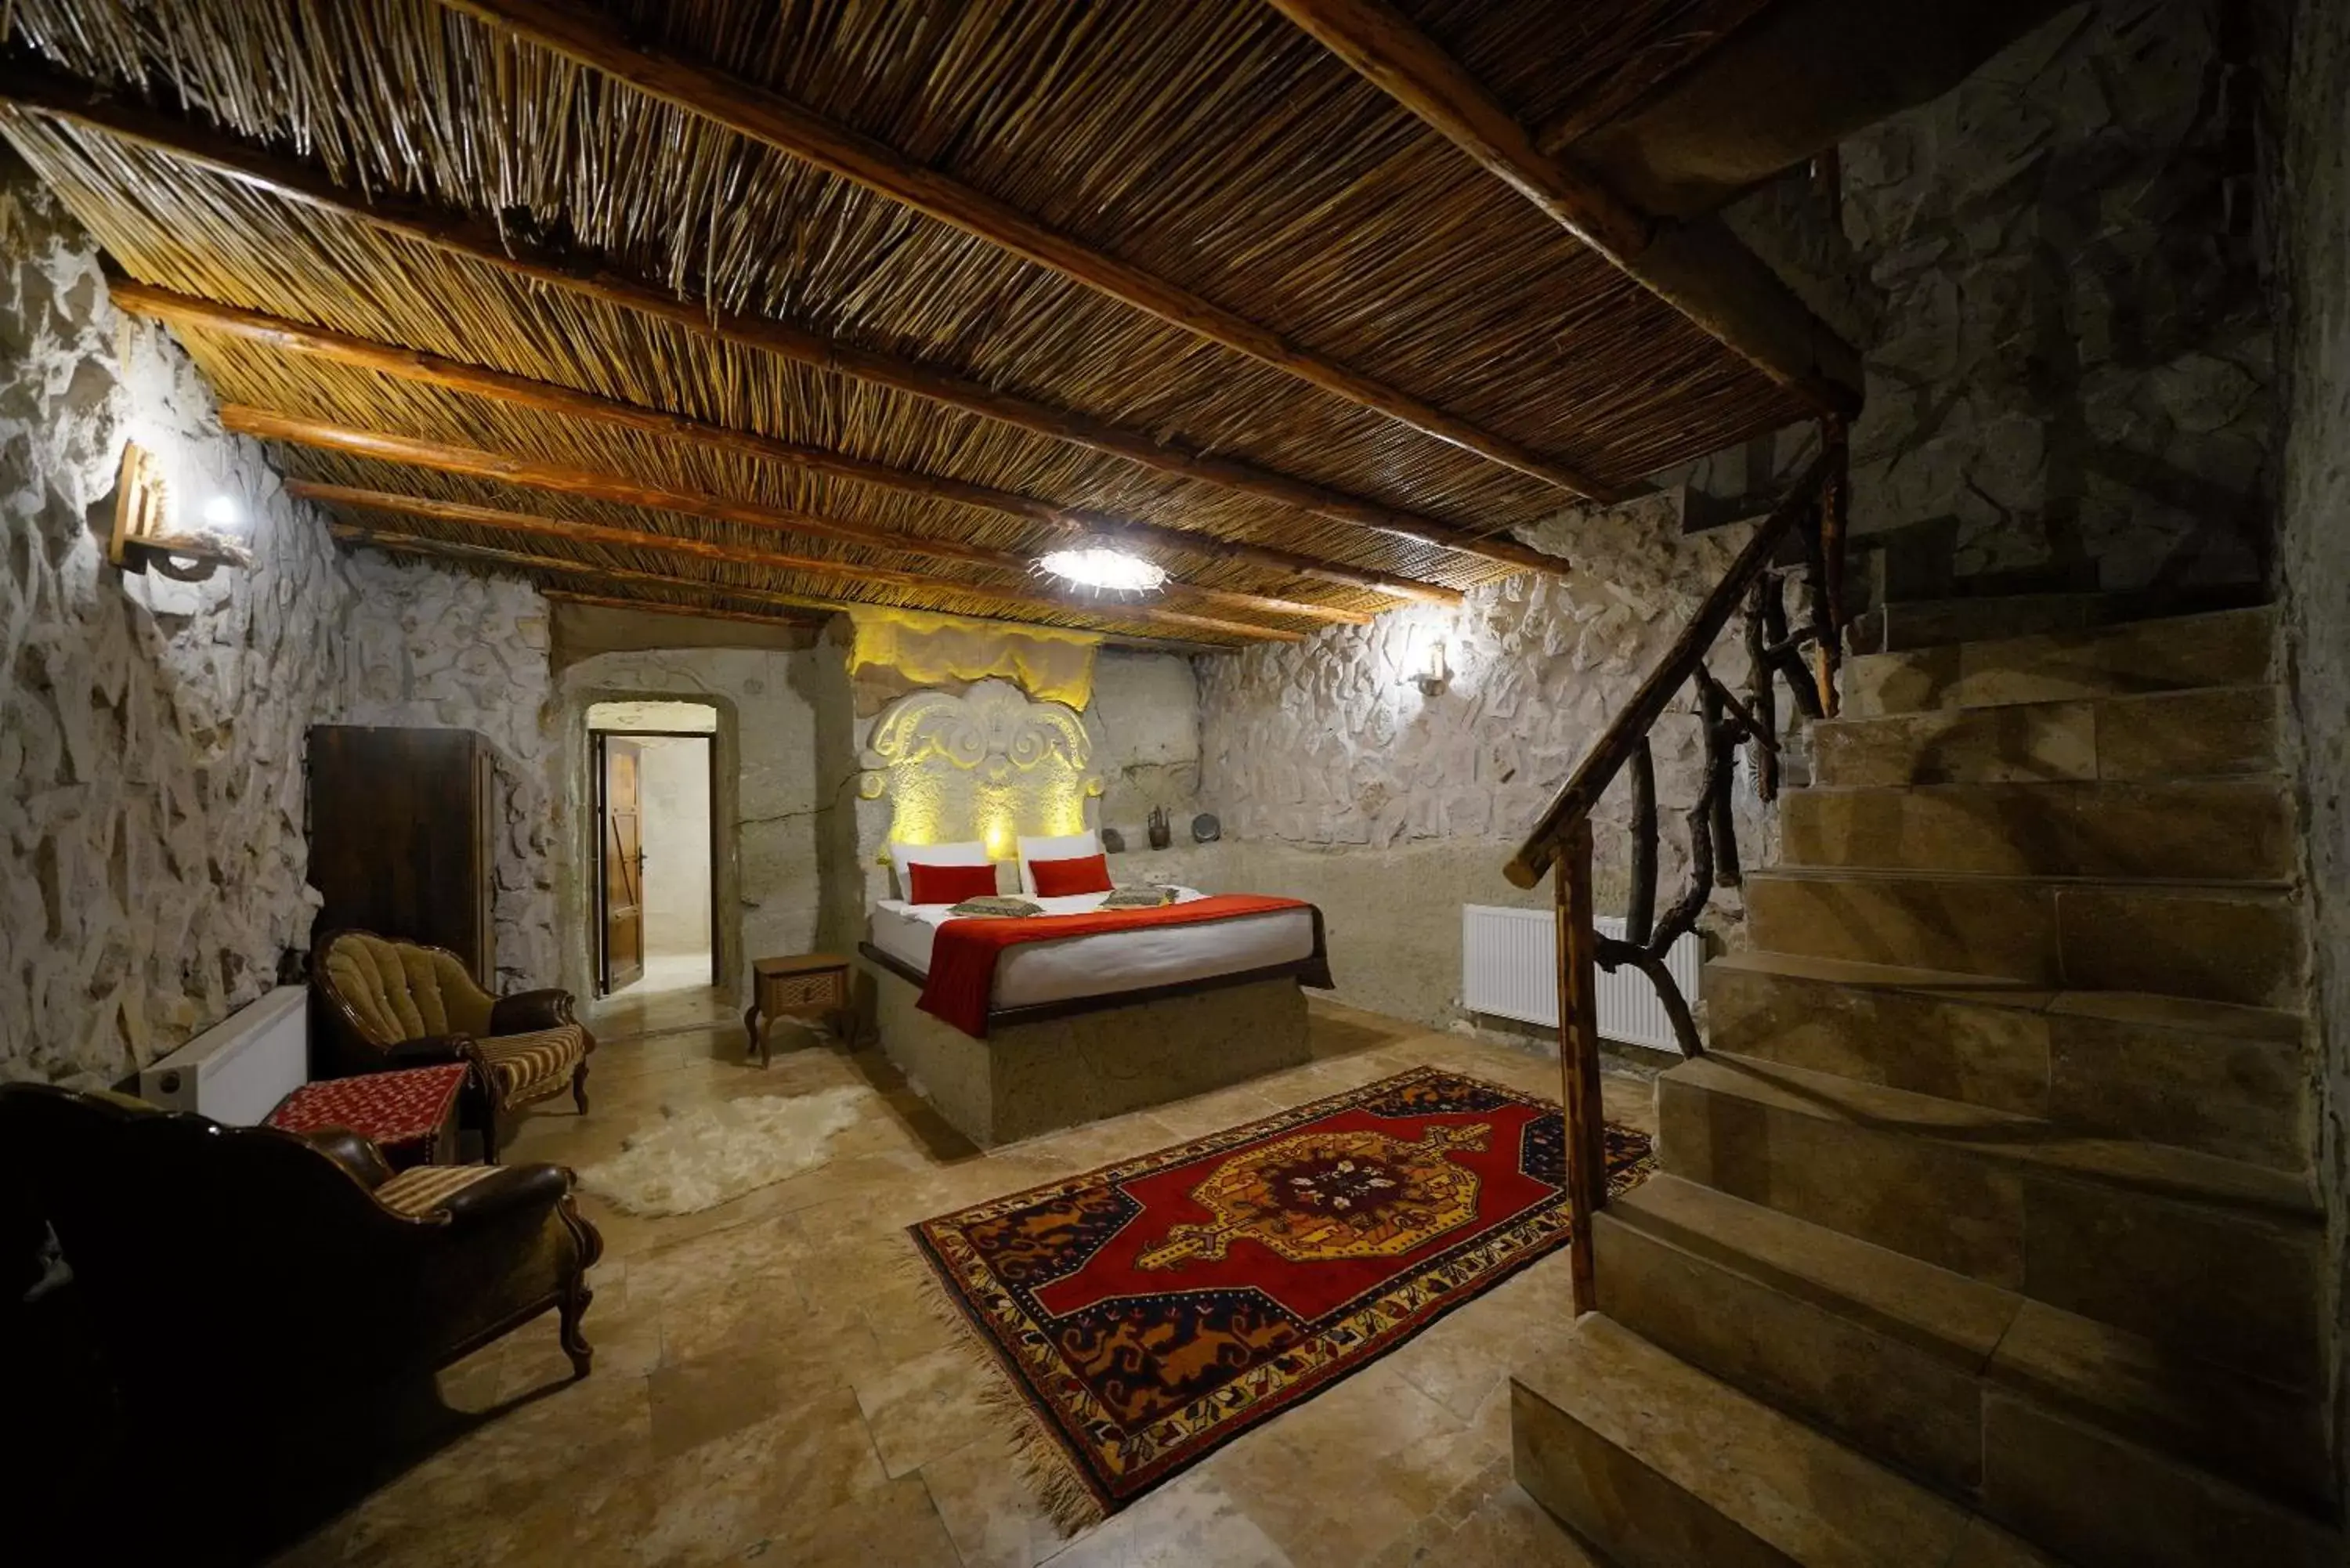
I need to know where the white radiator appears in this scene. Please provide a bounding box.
[135,985,309,1125]
[1461,905,1705,1053]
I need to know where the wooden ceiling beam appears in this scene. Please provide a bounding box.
[113,279,1428,612]
[540,589,824,630]
[538,589,1236,656]
[0,60,1549,576]
[289,478,1329,638]
[1261,0,1863,415]
[334,525,1249,652]
[230,410,1301,641]
[441,0,1614,501]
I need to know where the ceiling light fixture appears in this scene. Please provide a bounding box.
[1036,537,1168,596]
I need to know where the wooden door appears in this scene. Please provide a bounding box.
[598,735,645,993]
[308,725,494,982]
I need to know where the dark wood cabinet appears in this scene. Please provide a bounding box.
[306,726,498,983]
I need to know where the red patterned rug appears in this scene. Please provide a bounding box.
[909,1066,1654,1522]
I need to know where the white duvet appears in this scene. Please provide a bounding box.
[867,886,1318,1009]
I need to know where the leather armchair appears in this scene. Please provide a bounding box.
[313,930,595,1162]
[0,1083,602,1415]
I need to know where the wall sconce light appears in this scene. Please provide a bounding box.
[108,443,252,583]
[1413,638,1449,696]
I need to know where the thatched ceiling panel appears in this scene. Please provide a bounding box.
[9,0,1810,502]
[8,111,1524,599]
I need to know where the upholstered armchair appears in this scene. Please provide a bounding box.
[0,1083,602,1415]
[313,930,594,1162]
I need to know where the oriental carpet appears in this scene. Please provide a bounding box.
[909,1066,1654,1520]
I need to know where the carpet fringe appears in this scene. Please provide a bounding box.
[900,1241,1107,1534]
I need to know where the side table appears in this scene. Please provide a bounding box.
[268,1064,469,1169]
[745,952,855,1068]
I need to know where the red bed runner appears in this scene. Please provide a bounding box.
[917,895,1325,1037]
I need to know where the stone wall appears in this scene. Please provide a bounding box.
[340,550,556,992]
[1726,0,2273,594]
[552,644,848,1002]
[1089,650,1203,845]
[0,157,356,1085]
[1195,496,1766,1031]
[2267,0,2350,1505]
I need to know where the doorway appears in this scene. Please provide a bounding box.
[590,703,719,999]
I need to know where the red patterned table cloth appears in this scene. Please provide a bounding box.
[268,1064,468,1166]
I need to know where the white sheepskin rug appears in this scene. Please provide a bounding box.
[575,1087,867,1217]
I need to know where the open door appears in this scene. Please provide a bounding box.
[597,734,645,994]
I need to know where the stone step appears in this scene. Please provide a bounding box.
[1657,1053,2324,1384]
[1595,1176,2337,1526]
[1702,950,2308,1171]
[1847,593,2118,655]
[1810,685,2278,789]
[1512,1313,2016,1568]
[1841,606,2273,718]
[1778,777,2293,880]
[1742,867,2303,1010]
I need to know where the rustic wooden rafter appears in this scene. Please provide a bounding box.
[226,407,1314,640]
[1261,0,1864,414]
[294,475,1363,630]
[110,280,1456,607]
[328,523,1268,649]
[441,0,1616,501]
[291,478,1320,638]
[537,590,1232,656]
[0,61,1556,575]
[295,480,1279,634]
[541,589,823,630]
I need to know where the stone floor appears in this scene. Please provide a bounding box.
[273,996,1655,1567]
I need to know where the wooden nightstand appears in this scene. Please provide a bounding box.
[745,952,855,1067]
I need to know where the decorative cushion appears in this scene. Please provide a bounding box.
[1101,884,1180,909]
[948,895,1045,918]
[478,1024,589,1105]
[269,1064,468,1148]
[1016,830,1098,894]
[375,1163,504,1217]
[910,860,1001,905]
[890,840,992,901]
[1031,852,1114,897]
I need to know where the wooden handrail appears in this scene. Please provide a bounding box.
[1503,421,1847,1313]
[1502,435,1844,890]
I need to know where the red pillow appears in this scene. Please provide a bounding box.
[909,860,999,905]
[1030,853,1114,898]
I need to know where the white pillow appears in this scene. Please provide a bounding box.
[1016,830,1101,895]
[891,840,992,901]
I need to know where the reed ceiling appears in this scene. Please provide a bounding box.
[2,0,1833,648]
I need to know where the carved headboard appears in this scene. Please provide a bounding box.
[859,680,1104,860]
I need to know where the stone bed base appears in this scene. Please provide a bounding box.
[864,963,1311,1148]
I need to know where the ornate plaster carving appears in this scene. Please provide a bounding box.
[864,681,1094,785]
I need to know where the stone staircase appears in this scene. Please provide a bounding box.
[1509,605,2340,1567]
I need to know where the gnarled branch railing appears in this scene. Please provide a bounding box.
[1502,421,1847,1311]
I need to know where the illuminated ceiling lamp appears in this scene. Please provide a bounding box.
[1035,535,1168,597]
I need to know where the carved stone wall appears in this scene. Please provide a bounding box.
[0,150,576,1084]
[1192,499,1772,1030]
[1726,0,2272,593]
[341,549,557,992]
[0,157,355,1083]
[552,643,844,1002]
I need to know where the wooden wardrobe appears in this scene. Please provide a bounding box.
[306,725,498,982]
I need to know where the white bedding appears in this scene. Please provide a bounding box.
[868,887,1318,1010]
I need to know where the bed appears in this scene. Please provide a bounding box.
[857,879,1331,1147]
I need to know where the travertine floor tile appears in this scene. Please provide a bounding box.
[269,1002,1632,1568]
